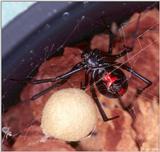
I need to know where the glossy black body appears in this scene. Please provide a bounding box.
[82,49,128,98]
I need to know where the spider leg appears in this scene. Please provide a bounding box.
[115,63,152,118]
[106,46,133,60]
[105,14,141,61]
[28,63,85,101]
[118,97,136,119]
[120,64,152,93]
[107,28,114,55]
[30,79,67,101]
[90,71,119,121]
[81,71,89,90]
[100,16,115,55]
[11,63,84,84]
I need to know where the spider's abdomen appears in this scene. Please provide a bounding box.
[95,67,128,98]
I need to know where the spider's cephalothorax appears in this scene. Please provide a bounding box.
[82,49,106,68]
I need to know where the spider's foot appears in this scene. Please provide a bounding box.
[104,115,120,122]
[123,45,133,52]
[136,88,143,96]
[80,82,86,90]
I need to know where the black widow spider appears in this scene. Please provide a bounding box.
[12,14,152,122]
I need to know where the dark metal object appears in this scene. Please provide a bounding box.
[2,2,157,111]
